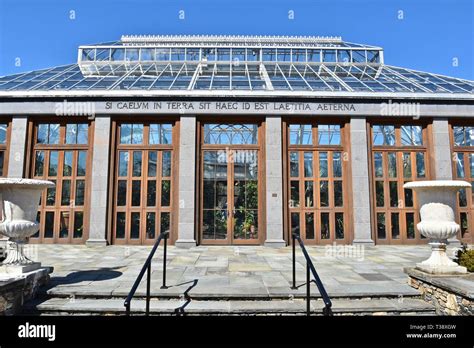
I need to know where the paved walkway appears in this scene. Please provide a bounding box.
[29,244,462,299]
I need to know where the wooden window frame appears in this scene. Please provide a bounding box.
[449,120,474,244]
[197,118,266,246]
[0,119,12,177]
[368,119,433,245]
[110,119,179,245]
[28,118,93,244]
[283,118,352,245]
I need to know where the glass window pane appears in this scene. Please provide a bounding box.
[289,124,312,145]
[290,152,299,177]
[131,180,141,206]
[66,124,77,144]
[118,151,128,177]
[320,180,329,207]
[49,124,60,144]
[162,151,172,177]
[335,213,344,239]
[130,212,140,239]
[34,151,45,176]
[204,124,258,145]
[389,181,398,207]
[75,180,85,206]
[406,213,415,239]
[290,181,300,207]
[48,151,59,176]
[59,212,69,238]
[132,124,143,144]
[373,125,395,146]
[61,180,71,206]
[388,152,397,178]
[376,181,384,207]
[374,152,383,177]
[319,152,328,177]
[305,213,314,239]
[161,180,171,206]
[318,125,340,145]
[148,151,157,177]
[120,124,132,144]
[333,152,342,178]
[44,212,54,238]
[37,124,48,144]
[459,188,467,207]
[304,152,313,177]
[63,151,73,176]
[117,180,127,206]
[377,213,386,239]
[401,126,423,146]
[320,213,330,239]
[146,213,156,239]
[46,180,56,206]
[132,151,142,177]
[291,212,300,236]
[77,124,88,144]
[0,124,7,144]
[304,181,314,207]
[416,152,426,178]
[160,212,170,234]
[403,153,412,178]
[73,212,83,238]
[404,187,413,207]
[391,213,400,239]
[77,151,87,176]
[456,153,465,178]
[116,212,126,239]
[147,180,156,206]
[334,181,343,206]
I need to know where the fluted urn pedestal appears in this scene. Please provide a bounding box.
[0,178,54,275]
[404,180,470,274]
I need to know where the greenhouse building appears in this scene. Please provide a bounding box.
[0,35,473,248]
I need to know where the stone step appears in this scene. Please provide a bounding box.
[23,297,436,316]
[41,283,422,300]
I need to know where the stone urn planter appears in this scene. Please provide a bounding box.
[0,178,54,273]
[404,180,470,274]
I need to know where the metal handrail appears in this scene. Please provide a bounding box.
[124,230,169,316]
[291,232,332,316]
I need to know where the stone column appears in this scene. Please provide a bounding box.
[350,117,374,245]
[7,116,28,178]
[264,116,286,247]
[432,119,453,180]
[175,116,197,248]
[432,119,460,245]
[2,116,28,252]
[86,116,110,246]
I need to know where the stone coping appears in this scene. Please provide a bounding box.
[404,267,474,300]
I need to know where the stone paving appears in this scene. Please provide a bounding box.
[27,244,462,299]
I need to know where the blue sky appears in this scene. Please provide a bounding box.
[0,0,473,79]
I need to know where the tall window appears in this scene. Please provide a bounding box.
[371,124,429,244]
[114,123,175,245]
[288,122,349,244]
[451,125,474,244]
[31,122,90,243]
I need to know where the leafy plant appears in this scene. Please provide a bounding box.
[455,244,474,272]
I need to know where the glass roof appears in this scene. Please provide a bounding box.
[0,35,472,94]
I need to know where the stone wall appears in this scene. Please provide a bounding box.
[406,268,473,316]
[0,267,51,315]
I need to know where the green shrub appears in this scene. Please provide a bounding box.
[456,244,474,272]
